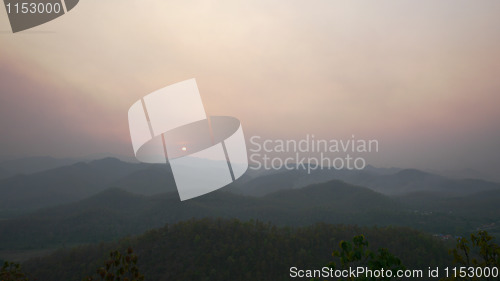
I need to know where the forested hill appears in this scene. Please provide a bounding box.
[23,218,452,281]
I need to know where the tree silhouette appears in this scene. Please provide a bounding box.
[0,261,29,281]
[312,235,405,281]
[441,231,500,281]
[84,247,144,281]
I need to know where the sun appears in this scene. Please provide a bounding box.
[181,146,187,152]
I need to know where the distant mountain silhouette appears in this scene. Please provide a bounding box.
[0,157,257,216]
[348,169,500,195]
[0,157,497,269]
[0,156,81,175]
[1,158,499,218]
[0,158,148,216]
[363,164,402,175]
[398,188,500,218]
[110,164,177,195]
[263,180,400,212]
[236,167,500,197]
[429,168,499,182]
[3,177,498,252]
[0,180,404,250]
[234,169,304,196]
[231,166,393,196]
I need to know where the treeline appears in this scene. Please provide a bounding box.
[22,218,452,281]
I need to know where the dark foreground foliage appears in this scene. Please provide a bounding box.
[311,235,406,281]
[4,220,497,280]
[441,230,500,281]
[19,218,450,281]
[1,262,28,281]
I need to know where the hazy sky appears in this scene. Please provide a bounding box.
[1,0,499,177]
